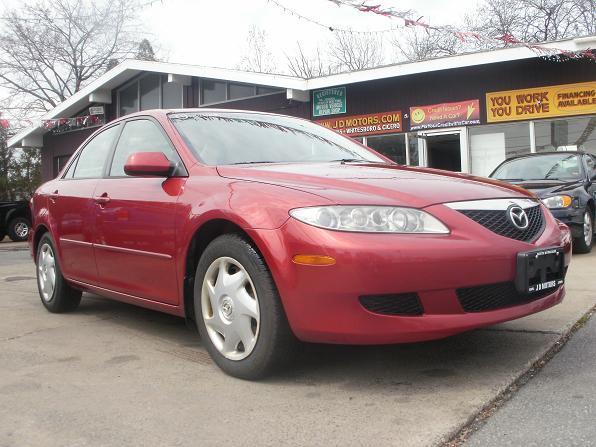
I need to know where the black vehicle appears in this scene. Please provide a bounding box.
[490,151,596,254]
[0,200,32,242]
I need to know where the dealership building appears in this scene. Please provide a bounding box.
[8,35,596,181]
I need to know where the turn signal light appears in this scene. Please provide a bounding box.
[292,254,336,266]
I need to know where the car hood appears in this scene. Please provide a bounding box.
[217,162,532,208]
[502,179,584,197]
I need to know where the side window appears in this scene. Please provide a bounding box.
[73,125,121,178]
[586,155,595,173]
[62,154,79,179]
[109,119,182,177]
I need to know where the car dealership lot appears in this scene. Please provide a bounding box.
[0,243,594,447]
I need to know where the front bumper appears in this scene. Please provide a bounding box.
[550,208,584,238]
[249,203,571,345]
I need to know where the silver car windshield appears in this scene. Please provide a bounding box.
[169,111,385,166]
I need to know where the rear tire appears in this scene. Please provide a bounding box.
[572,209,593,254]
[36,233,82,313]
[193,234,294,380]
[8,217,30,242]
[0,230,5,242]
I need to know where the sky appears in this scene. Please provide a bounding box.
[0,0,479,121]
[137,0,479,69]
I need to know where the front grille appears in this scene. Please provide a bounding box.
[456,281,558,312]
[359,293,423,316]
[458,205,545,242]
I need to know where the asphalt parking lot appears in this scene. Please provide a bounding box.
[1,240,595,447]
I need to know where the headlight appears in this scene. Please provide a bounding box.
[289,206,449,233]
[542,195,572,209]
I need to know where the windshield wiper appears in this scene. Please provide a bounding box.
[229,161,277,165]
[330,158,366,163]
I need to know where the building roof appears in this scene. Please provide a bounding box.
[8,35,596,148]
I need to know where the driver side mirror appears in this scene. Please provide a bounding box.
[124,152,174,177]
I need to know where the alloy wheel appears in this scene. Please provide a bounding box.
[15,222,28,238]
[37,243,56,302]
[201,257,260,361]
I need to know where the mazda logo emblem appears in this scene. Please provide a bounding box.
[508,205,529,230]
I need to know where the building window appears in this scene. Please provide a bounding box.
[200,80,283,105]
[257,86,281,95]
[469,123,531,177]
[119,82,138,117]
[229,83,255,100]
[366,134,407,164]
[118,74,183,117]
[406,132,420,166]
[162,75,183,109]
[535,116,596,154]
[201,80,227,104]
[140,74,160,110]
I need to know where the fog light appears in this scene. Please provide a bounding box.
[292,254,336,266]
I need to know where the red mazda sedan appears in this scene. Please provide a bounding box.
[30,109,572,379]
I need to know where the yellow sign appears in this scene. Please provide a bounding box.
[486,81,596,123]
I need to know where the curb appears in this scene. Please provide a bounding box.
[440,304,596,446]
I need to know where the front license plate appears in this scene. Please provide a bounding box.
[515,247,565,295]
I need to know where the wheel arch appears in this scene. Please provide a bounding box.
[183,219,260,324]
[32,224,50,263]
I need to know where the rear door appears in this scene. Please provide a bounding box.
[49,124,121,284]
[93,118,187,305]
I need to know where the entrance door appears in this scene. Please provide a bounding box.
[419,128,469,173]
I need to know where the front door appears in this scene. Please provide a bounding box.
[419,128,469,173]
[49,124,121,284]
[93,118,187,305]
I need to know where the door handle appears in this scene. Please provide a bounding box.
[94,193,111,206]
[49,190,59,203]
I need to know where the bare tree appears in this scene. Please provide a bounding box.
[468,0,595,45]
[237,25,276,73]
[394,28,464,61]
[0,0,142,115]
[328,31,385,72]
[286,43,334,78]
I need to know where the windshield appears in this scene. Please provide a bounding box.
[492,153,583,181]
[169,111,385,165]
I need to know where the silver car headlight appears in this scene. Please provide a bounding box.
[289,206,449,234]
[542,195,572,209]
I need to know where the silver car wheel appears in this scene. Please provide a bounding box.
[15,222,29,238]
[584,211,593,247]
[201,256,260,361]
[37,243,56,302]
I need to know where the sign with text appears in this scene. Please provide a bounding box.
[409,99,480,130]
[89,106,105,115]
[316,110,402,136]
[313,87,346,117]
[487,81,596,123]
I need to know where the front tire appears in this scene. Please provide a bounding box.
[573,209,593,254]
[8,217,30,242]
[194,234,294,380]
[36,233,82,313]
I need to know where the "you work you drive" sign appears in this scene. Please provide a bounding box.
[486,81,596,123]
